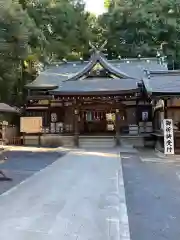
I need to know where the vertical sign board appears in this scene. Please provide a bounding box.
[163,119,174,155]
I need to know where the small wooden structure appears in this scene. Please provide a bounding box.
[143,70,180,154]
[0,103,19,181]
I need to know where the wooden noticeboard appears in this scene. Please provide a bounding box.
[20,117,42,133]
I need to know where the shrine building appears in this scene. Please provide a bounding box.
[23,46,180,153]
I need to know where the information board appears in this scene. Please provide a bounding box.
[20,117,42,133]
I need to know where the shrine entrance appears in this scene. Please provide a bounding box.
[79,104,126,135]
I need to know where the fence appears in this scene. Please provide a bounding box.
[2,126,21,146]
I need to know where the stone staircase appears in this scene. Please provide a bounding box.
[120,136,144,148]
[79,136,116,149]
[41,135,74,148]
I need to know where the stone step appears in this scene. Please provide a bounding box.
[79,138,115,142]
[79,140,115,143]
[79,137,115,149]
[79,137,114,139]
[80,145,115,149]
[120,137,144,148]
[79,141,115,145]
[80,142,115,146]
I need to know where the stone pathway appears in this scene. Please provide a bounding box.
[0,151,65,195]
[0,149,130,240]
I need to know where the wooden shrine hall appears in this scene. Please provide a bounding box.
[23,45,180,152]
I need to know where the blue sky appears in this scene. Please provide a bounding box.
[85,0,105,15]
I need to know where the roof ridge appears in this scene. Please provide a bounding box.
[99,54,133,79]
[63,51,135,82]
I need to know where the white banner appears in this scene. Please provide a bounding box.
[163,119,174,155]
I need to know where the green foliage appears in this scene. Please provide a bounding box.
[1,0,180,105]
[0,0,92,104]
[0,0,32,103]
[104,0,110,9]
[99,0,180,60]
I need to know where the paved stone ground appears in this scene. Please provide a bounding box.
[0,151,66,194]
[137,148,180,163]
[3,147,180,240]
[0,149,129,240]
[121,149,180,240]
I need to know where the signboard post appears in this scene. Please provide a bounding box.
[163,119,174,155]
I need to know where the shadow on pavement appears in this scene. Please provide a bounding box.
[0,150,67,195]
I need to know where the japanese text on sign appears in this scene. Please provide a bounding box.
[20,117,42,133]
[163,119,174,155]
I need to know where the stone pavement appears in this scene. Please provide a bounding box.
[121,149,180,240]
[0,151,65,194]
[138,148,180,163]
[0,149,130,240]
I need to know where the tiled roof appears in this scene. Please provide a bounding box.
[50,77,140,95]
[26,62,87,88]
[143,73,180,95]
[26,55,167,94]
[112,61,167,79]
[0,103,18,113]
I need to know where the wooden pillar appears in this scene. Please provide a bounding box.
[22,132,25,145]
[164,99,168,119]
[74,108,79,147]
[27,89,30,97]
[48,99,51,132]
[136,99,139,125]
[115,109,120,146]
[38,133,41,147]
[152,99,156,131]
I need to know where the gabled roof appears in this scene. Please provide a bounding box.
[143,70,180,96]
[63,51,133,82]
[25,48,167,95]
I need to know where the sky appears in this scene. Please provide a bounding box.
[85,0,105,15]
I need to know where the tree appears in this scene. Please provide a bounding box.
[99,0,180,61]
[5,0,180,106]
[0,0,94,104]
[0,0,33,103]
[23,0,91,60]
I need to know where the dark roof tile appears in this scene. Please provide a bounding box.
[51,77,140,95]
[143,75,180,94]
[26,62,87,87]
[113,61,167,79]
[26,56,167,94]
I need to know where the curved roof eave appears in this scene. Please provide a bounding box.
[50,88,140,96]
[24,84,58,90]
[98,54,133,79]
[63,51,135,82]
[63,53,98,82]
